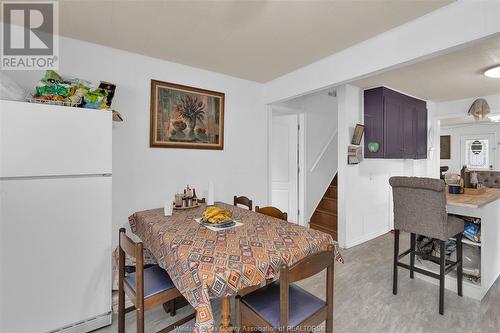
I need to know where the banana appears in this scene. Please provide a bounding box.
[203,207,222,220]
[202,207,233,224]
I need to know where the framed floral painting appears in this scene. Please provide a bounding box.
[150,80,225,149]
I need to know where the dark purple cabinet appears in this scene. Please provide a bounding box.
[415,106,427,159]
[364,87,427,159]
[364,88,385,158]
[402,101,417,158]
[383,96,404,158]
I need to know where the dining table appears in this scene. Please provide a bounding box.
[128,201,343,333]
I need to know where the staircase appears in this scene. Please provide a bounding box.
[309,174,338,240]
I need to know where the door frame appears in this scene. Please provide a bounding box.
[267,105,306,226]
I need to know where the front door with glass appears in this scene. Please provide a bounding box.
[461,134,496,170]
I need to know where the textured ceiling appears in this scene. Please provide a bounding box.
[47,0,452,82]
[352,36,500,102]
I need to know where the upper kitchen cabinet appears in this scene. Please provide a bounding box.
[364,87,427,159]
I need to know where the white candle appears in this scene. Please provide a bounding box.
[164,200,173,216]
[207,181,214,206]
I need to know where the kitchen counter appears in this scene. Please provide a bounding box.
[415,187,500,301]
[446,188,500,209]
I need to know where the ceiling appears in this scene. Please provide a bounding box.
[351,36,500,102]
[45,0,452,83]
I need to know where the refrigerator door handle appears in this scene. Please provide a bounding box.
[0,174,112,181]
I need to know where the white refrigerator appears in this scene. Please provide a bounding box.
[0,100,112,333]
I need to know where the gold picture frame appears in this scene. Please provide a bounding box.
[150,80,225,150]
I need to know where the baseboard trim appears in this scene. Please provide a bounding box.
[345,228,389,248]
[46,312,112,333]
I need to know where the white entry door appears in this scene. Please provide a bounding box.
[271,114,298,223]
[461,133,496,170]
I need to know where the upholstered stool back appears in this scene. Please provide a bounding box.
[389,177,449,240]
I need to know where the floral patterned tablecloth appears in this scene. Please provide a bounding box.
[129,202,342,333]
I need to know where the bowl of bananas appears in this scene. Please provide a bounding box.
[201,206,235,228]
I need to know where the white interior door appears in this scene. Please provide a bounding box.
[460,133,496,170]
[271,114,298,223]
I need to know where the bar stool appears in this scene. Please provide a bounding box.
[389,176,464,315]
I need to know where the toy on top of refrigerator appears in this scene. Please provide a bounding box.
[30,70,116,110]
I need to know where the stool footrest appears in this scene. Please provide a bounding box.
[392,230,463,316]
[397,248,412,260]
[445,261,461,275]
[397,262,440,280]
[398,248,460,272]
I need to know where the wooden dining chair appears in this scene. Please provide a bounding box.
[118,228,195,333]
[234,195,253,210]
[255,206,287,221]
[236,244,334,332]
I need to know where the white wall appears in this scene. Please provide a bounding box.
[436,93,500,174]
[278,90,338,223]
[302,92,338,223]
[440,123,500,173]
[263,1,500,103]
[337,85,439,248]
[2,36,268,245]
[260,1,500,248]
[435,93,500,118]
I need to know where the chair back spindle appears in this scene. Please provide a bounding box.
[279,264,289,329]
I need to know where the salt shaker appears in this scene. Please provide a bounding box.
[175,194,183,207]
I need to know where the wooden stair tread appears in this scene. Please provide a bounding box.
[311,173,337,240]
[314,208,337,216]
[310,223,337,238]
[310,221,337,231]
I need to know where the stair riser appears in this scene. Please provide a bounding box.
[319,199,337,213]
[310,222,337,240]
[311,211,337,230]
[310,174,338,241]
[324,186,337,199]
